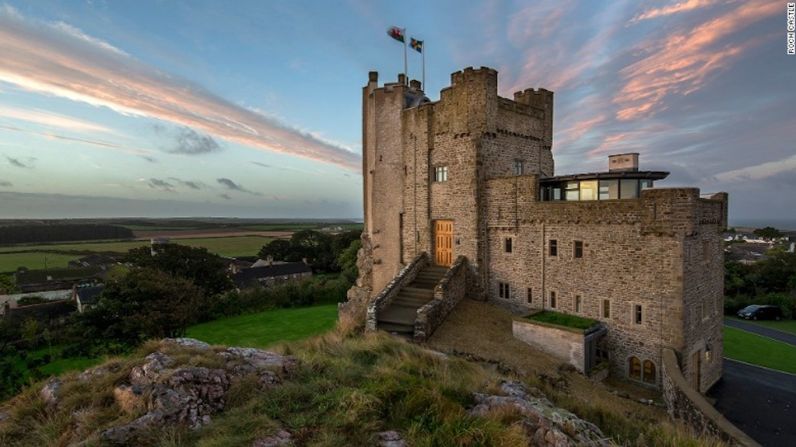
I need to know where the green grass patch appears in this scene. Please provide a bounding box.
[723,326,796,374]
[727,316,796,336]
[527,311,599,331]
[186,305,338,348]
[0,252,78,272]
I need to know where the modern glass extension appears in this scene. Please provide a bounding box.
[539,171,668,202]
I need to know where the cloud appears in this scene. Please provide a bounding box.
[713,153,796,183]
[167,177,205,190]
[5,155,35,169]
[155,125,222,155]
[614,0,778,121]
[217,177,261,196]
[0,105,117,134]
[0,179,12,187]
[630,0,718,23]
[147,178,175,192]
[219,193,232,200]
[0,122,155,158]
[0,8,360,170]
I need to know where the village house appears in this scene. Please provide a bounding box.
[231,260,312,290]
[347,68,727,393]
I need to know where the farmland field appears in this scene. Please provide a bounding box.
[0,236,272,257]
[0,252,79,272]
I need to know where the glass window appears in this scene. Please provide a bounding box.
[634,304,642,324]
[602,299,610,318]
[550,291,556,309]
[643,360,656,384]
[499,282,510,299]
[552,187,562,200]
[514,160,524,175]
[575,295,581,313]
[640,179,653,190]
[620,179,638,199]
[565,181,579,201]
[549,239,558,256]
[579,180,598,201]
[574,240,583,258]
[629,357,642,380]
[527,288,532,303]
[599,179,619,200]
[434,166,448,182]
[505,238,512,253]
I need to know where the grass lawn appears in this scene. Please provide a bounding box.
[527,310,599,331]
[723,326,796,374]
[9,346,103,383]
[0,252,78,273]
[727,316,796,336]
[186,304,338,348]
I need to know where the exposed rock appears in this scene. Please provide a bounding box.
[219,347,298,373]
[0,410,9,423]
[378,430,407,447]
[101,412,163,445]
[163,337,211,350]
[130,351,173,386]
[252,429,293,446]
[78,365,111,382]
[470,381,608,447]
[40,378,61,407]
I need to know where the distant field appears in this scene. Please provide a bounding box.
[186,304,338,348]
[0,236,271,257]
[0,252,78,272]
[723,326,796,374]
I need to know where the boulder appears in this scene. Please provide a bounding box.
[163,338,211,350]
[130,352,173,386]
[470,381,608,447]
[377,430,407,447]
[219,347,298,373]
[40,378,61,407]
[252,429,293,446]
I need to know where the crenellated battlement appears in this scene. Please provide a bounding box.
[450,66,498,86]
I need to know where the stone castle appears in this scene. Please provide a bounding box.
[345,67,727,392]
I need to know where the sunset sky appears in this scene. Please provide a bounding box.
[0,0,793,223]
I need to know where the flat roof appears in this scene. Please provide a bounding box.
[539,170,669,183]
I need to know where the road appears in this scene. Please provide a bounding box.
[709,359,796,446]
[725,318,796,346]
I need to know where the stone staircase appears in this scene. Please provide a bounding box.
[377,264,448,336]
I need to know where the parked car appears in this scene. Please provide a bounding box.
[737,305,783,321]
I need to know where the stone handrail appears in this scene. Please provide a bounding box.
[414,255,467,342]
[661,348,759,447]
[365,252,429,332]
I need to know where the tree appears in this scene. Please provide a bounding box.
[338,239,361,283]
[754,226,782,240]
[21,319,39,347]
[80,268,205,346]
[125,244,232,296]
[0,274,16,294]
[258,239,292,261]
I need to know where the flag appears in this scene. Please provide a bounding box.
[410,38,423,53]
[387,26,405,43]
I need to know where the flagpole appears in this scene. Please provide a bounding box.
[422,41,425,89]
[403,28,408,84]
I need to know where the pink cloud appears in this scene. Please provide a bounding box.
[630,0,719,23]
[0,8,360,171]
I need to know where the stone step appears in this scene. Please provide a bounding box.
[378,305,418,325]
[416,271,446,279]
[409,279,439,289]
[378,322,414,335]
[392,296,431,308]
[401,287,435,298]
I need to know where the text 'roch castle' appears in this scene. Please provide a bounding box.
[343,67,728,392]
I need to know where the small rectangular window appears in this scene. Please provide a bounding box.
[499,282,510,299]
[634,304,642,324]
[565,182,579,201]
[550,291,557,309]
[514,160,524,175]
[602,299,611,319]
[504,237,513,253]
[527,288,532,303]
[620,179,638,199]
[574,240,583,258]
[549,239,558,256]
[434,166,448,182]
[575,295,582,313]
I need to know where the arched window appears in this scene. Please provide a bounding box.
[628,356,641,380]
[643,360,656,384]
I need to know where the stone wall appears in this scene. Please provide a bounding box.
[661,349,759,447]
[366,253,428,331]
[512,319,586,372]
[415,255,467,342]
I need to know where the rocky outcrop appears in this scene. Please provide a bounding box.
[470,381,609,447]
[40,378,61,407]
[378,430,407,447]
[252,429,294,446]
[96,338,298,445]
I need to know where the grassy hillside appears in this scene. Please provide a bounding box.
[0,328,723,447]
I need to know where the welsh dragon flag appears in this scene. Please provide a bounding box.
[387,26,405,43]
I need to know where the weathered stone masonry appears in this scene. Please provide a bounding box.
[348,66,727,392]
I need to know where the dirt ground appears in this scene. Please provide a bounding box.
[426,299,667,421]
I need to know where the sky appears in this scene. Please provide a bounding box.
[0,0,793,222]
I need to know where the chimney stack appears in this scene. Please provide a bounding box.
[608,153,639,172]
[397,73,407,85]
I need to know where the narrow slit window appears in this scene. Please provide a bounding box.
[549,291,557,309]
[574,240,583,258]
[575,295,582,313]
[634,304,642,324]
[602,299,611,319]
[527,288,532,303]
[505,237,513,253]
[549,239,558,256]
